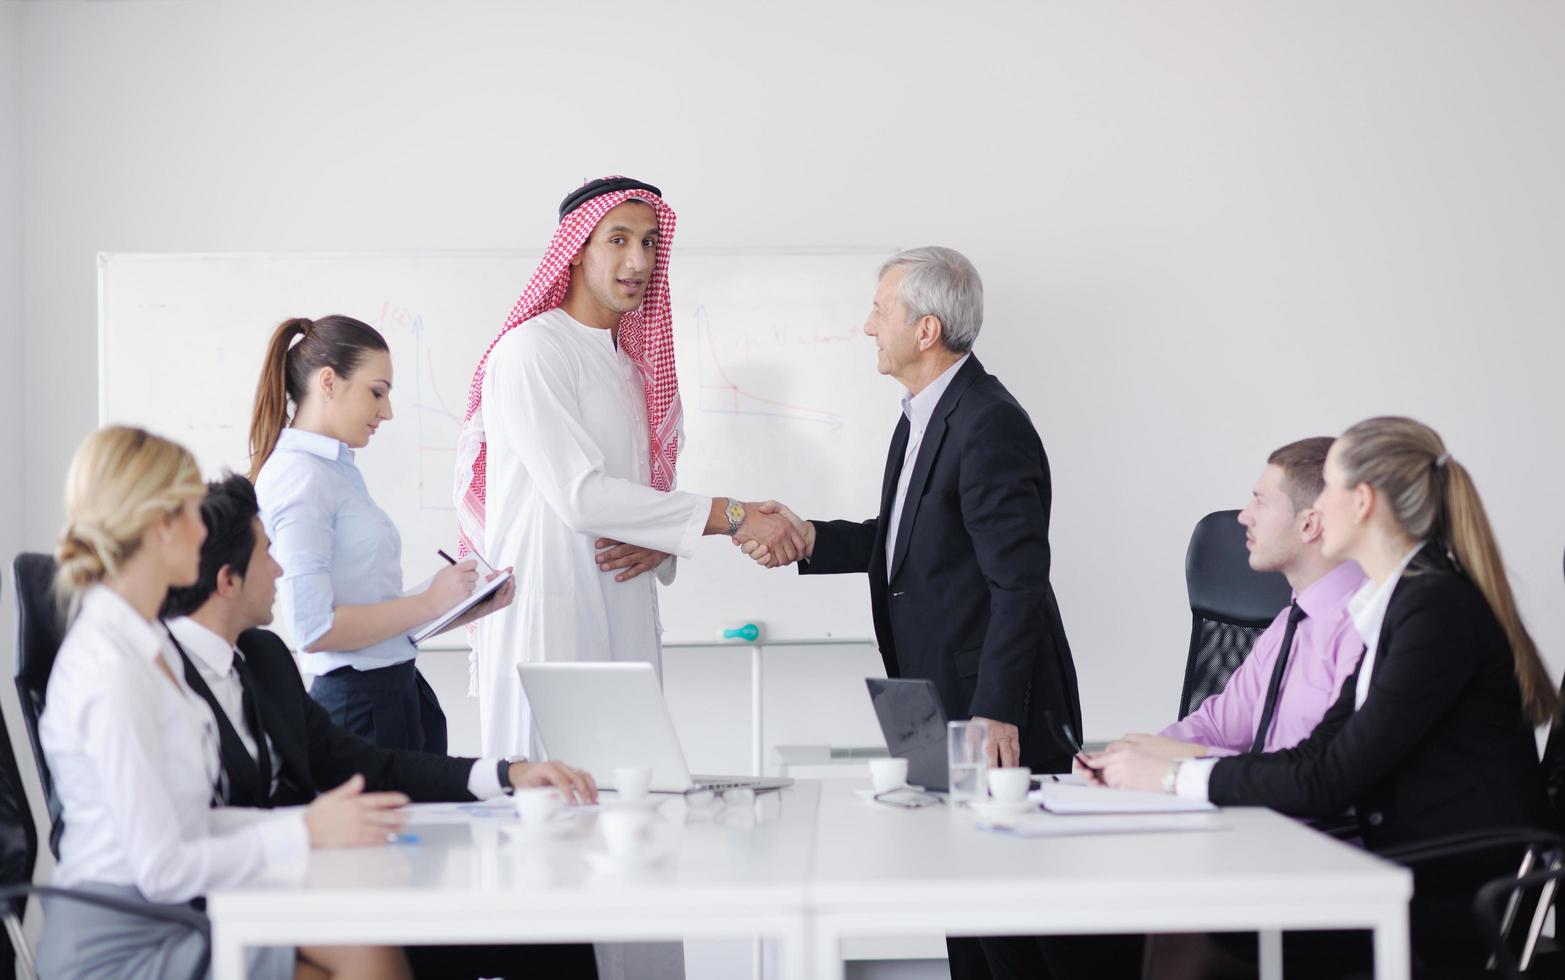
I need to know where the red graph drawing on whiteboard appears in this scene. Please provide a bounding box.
[694,305,844,430]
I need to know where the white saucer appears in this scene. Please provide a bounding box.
[499,818,576,842]
[582,847,672,872]
[600,796,666,812]
[967,799,1039,821]
[854,784,927,802]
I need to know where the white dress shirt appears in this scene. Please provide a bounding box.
[166,616,506,800]
[884,354,970,580]
[1174,541,1427,801]
[1348,542,1425,710]
[166,616,281,797]
[255,427,418,676]
[40,586,306,903]
[472,308,709,757]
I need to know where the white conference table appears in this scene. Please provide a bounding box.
[808,780,1413,980]
[208,779,1413,979]
[208,786,820,980]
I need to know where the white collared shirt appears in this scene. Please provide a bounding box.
[40,586,307,903]
[1349,542,1425,710]
[165,616,505,800]
[885,354,970,580]
[255,427,418,675]
[166,616,281,798]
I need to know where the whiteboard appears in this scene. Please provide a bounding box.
[99,250,899,645]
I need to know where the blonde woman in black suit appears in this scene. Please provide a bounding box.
[1092,416,1557,972]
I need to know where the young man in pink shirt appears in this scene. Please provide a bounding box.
[1111,436,1365,760]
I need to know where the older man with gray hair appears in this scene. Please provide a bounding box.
[746,247,1089,978]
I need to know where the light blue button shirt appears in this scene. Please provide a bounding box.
[255,428,417,675]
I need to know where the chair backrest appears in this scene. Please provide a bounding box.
[0,568,40,939]
[12,553,65,858]
[1178,510,1292,719]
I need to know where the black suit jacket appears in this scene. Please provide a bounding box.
[182,627,478,807]
[1209,545,1550,852]
[802,355,1082,772]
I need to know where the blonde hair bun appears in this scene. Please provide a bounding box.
[52,426,205,615]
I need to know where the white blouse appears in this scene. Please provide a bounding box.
[40,585,306,903]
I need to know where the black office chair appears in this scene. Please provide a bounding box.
[0,566,208,980]
[1178,510,1292,719]
[11,555,64,860]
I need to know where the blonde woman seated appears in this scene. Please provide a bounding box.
[36,425,411,980]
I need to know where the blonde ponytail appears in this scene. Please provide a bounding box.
[1440,460,1559,724]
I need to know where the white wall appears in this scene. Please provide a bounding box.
[1,0,21,582]
[16,0,1565,743]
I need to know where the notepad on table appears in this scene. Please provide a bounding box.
[407,568,512,645]
[1033,782,1217,815]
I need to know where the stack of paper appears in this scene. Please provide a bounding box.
[1033,782,1217,815]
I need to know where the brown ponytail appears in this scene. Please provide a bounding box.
[1337,416,1560,725]
[247,315,390,480]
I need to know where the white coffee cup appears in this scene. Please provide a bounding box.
[513,786,563,825]
[599,808,659,860]
[613,766,653,801]
[868,757,910,793]
[987,766,1032,803]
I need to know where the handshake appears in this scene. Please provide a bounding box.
[733,501,815,569]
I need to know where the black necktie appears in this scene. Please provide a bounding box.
[1250,601,1307,754]
[229,652,274,804]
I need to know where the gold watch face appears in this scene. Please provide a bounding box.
[726,501,746,525]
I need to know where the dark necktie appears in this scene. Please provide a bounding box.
[229,652,274,804]
[1249,601,1307,754]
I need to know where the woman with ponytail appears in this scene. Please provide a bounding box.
[250,316,512,753]
[38,426,410,980]
[1094,416,1556,972]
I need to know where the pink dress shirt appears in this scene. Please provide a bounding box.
[1161,560,1366,755]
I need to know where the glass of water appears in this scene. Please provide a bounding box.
[947,719,990,807]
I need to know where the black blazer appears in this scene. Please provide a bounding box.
[183,628,478,808]
[802,356,1082,772]
[1209,545,1550,852]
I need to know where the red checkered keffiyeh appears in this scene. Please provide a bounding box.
[454,181,680,558]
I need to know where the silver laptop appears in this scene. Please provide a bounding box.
[516,662,793,794]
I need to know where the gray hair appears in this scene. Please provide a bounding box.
[879,246,984,354]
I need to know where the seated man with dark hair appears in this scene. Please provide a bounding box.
[161,473,600,980]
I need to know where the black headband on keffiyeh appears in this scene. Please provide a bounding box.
[558,177,664,222]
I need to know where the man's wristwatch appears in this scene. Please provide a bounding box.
[1161,761,1180,794]
[723,497,746,536]
[497,759,514,794]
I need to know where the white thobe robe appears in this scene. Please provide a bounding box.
[473,307,709,760]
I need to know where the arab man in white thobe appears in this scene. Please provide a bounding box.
[454,175,805,757]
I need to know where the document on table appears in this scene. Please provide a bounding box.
[979,812,1228,839]
[1033,782,1217,814]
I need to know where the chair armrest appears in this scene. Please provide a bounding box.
[1379,828,1563,867]
[1305,814,1360,840]
[0,883,209,980]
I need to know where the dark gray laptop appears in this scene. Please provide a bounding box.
[865,677,949,791]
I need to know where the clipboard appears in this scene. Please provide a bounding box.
[407,568,512,645]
